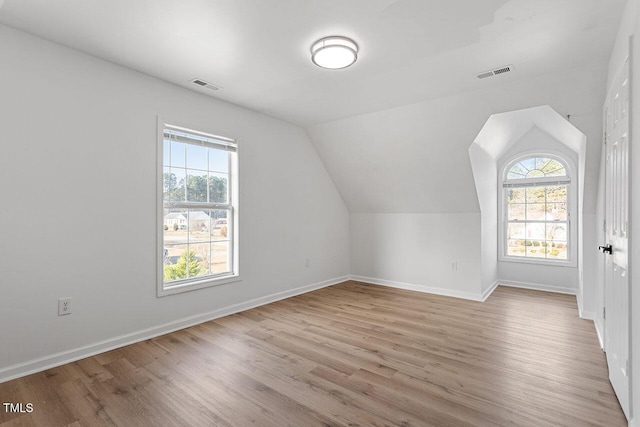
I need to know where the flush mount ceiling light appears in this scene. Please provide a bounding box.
[311,36,359,69]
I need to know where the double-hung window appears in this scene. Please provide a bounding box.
[158,122,238,296]
[502,155,572,263]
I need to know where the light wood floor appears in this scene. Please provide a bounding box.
[0,281,626,426]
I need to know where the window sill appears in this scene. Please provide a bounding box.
[499,256,576,268]
[158,274,242,297]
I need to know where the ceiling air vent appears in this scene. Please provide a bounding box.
[476,64,514,79]
[191,78,221,91]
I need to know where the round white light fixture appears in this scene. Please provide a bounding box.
[311,36,358,69]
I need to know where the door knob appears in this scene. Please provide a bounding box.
[599,244,613,254]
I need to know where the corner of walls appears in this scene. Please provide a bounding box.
[468,143,498,294]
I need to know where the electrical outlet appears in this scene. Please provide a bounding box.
[58,297,72,316]
[451,261,458,271]
[305,258,310,268]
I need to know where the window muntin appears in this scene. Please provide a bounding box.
[160,125,237,291]
[506,157,567,180]
[503,155,570,262]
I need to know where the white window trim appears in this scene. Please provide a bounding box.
[498,150,578,268]
[156,116,240,297]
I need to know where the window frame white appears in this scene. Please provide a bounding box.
[498,151,577,267]
[156,117,240,297]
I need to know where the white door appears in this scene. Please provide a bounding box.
[602,54,630,420]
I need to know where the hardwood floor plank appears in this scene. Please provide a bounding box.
[0,282,626,426]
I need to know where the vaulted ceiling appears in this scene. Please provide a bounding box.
[0,0,627,213]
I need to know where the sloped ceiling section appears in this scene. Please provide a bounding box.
[470,105,586,216]
[474,105,586,160]
[307,62,606,214]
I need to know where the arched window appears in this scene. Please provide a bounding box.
[502,155,572,262]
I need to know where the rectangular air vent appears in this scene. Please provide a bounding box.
[477,71,494,79]
[191,78,221,91]
[476,64,514,79]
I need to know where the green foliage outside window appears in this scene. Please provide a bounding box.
[163,173,227,203]
[164,251,202,281]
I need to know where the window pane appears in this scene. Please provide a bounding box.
[507,223,525,239]
[549,224,567,241]
[547,203,567,221]
[526,245,546,258]
[526,169,545,178]
[170,168,186,202]
[520,158,536,171]
[170,141,185,168]
[163,139,171,167]
[163,167,175,201]
[164,210,188,240]
[508,204,525,221]
[210,209,230,242]
[541,160,565,176]
[211,241,231,274]
[209,173,228,203]
[209,149,229,173]
[507,239,526,256]
[546,185,567,202]
[507,188,525,203]
[526,187,545,203]
[526,223,545,240]
[188,210,210,243]
[535,157,548,170]
[163,244,188,282]
[186,170,208,202]
[186,144,208,170]
[526,203,546,220]
[547,242,568,260]
[188,242,210,278]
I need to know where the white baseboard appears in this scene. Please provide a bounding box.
[498,279,577,296]
[576,294,595,320]
[481,281,499,302]
[0,275,349,384]
[594,321,605,350]
[349,275,484,302]
[579,310,596,320]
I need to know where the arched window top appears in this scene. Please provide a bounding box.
[506,156,568,181]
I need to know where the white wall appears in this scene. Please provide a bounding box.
[350,213,483,300]
[581,213,599,318]
[594,144,607,336]
[468,144,498,294]
[0,25,350,380]
[496,127,580,294]
[605,0,640,424]
[632,11,640,425]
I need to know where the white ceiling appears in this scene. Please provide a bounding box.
[0,0,626,126]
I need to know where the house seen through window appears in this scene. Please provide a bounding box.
[503,155,570,261]
[159,124,238,294]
